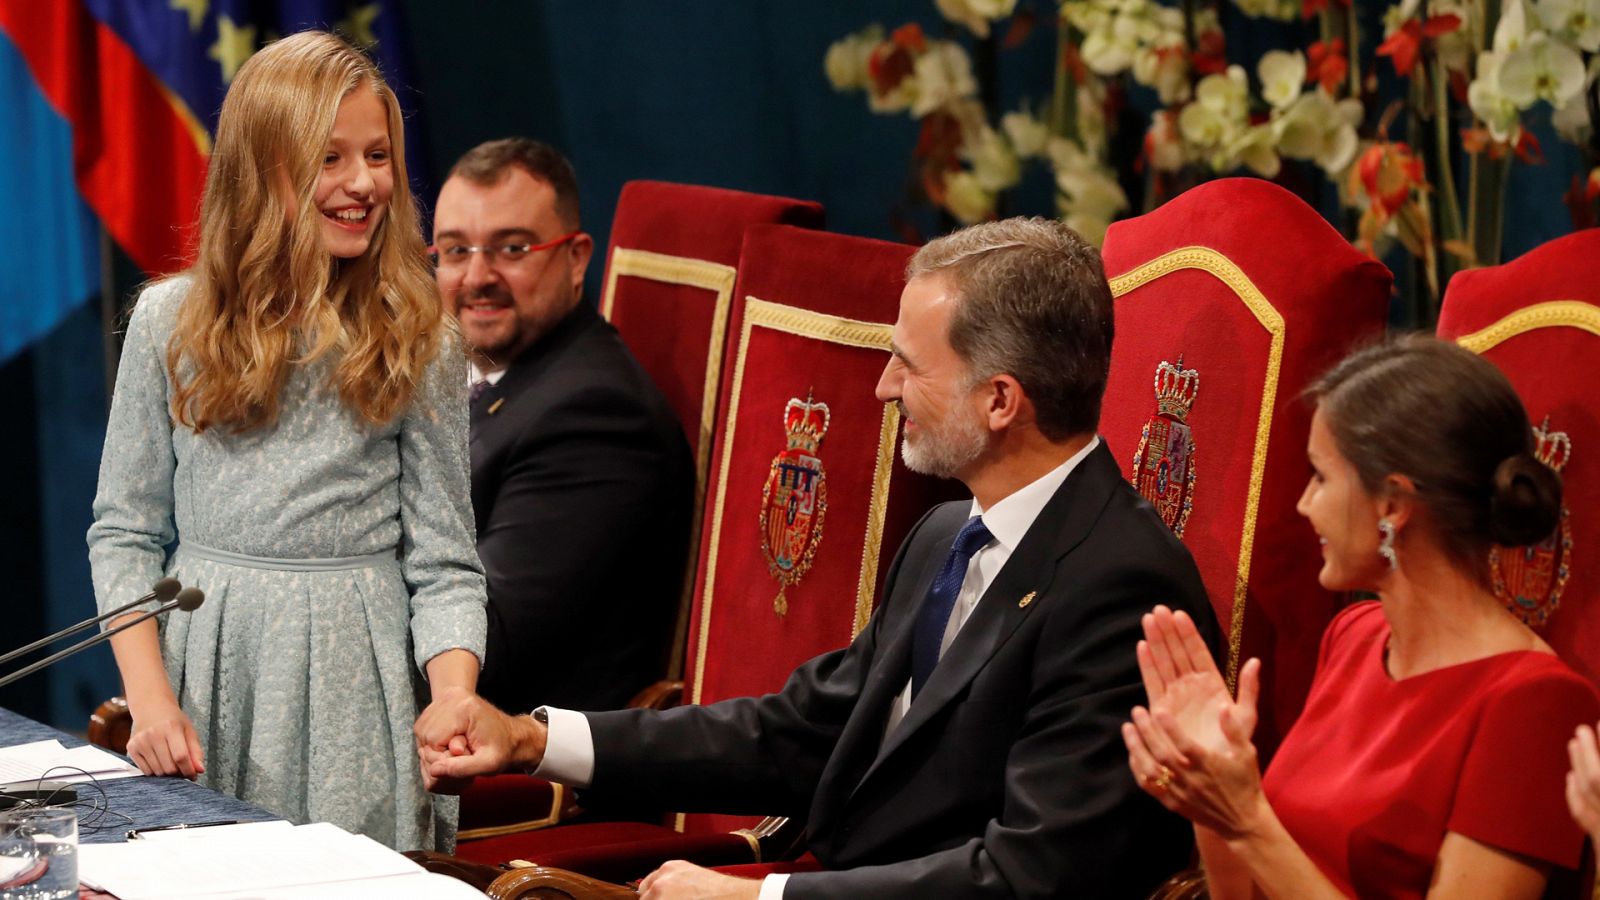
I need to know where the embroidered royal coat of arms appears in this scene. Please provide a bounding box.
[1131,356,1200,537]
[1491,417,1573,629]
[759,393,830,616]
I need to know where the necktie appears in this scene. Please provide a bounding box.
[469,380,490,403]
[911,516,993,699]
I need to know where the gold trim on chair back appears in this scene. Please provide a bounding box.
[691,298,898,703]
[601,248,738,680]
[1111,247,1285,690]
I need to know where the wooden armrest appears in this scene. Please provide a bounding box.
[1147,866,1207,900]
[404,850,507,892]
[490,864,638,899]
[88,697,132,755]
[625,680,683,711]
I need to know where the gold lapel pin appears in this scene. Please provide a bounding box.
[1018,591,1037,609]
[487,398,505,415]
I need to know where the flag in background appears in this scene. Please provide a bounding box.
[0,0,426,361]
[0,27,99,363]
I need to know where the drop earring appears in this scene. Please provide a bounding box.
[1377,519,1397,571]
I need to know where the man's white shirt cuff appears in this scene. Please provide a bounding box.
[758,874,789,899]
[530,706,595,787]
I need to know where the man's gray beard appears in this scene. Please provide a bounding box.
[899,407,989,479]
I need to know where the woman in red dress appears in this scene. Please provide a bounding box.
[1124,336,1598,900]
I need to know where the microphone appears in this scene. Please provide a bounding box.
[0,578,182,668]
[0,588,206,690]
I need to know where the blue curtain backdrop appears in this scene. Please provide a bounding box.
[6,0,1589,728]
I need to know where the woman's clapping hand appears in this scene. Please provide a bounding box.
[1122,604,1267,839]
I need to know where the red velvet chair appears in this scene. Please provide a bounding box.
[601,180,824,681]
[1437,229,1600,681]
[600,180,825,519]
[1098,178,1392,757]
[450,225,960,881]
[456,185,825,844]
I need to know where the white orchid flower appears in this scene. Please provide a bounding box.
[1552,57,1599,140]
[1196,65,1250,120]
[1259,49,1308,109]
[1319,98,1364,173]
[909,42,979,117]
[1500,31,1588,107]
[1076,82,1110,156]
[1179,100,1228,148]
[1045,134,1095,174]
[1537,0,1600,51]
[1001,110,1051,158]
[1433,1,1476,73]
[1082,19,1138,75]
[1495,0,1532,53]
[963,126,1023,192]
[1060,1,1108,34]
[867,79,916,114]
[942,170,996,224]
[1273,94,1325,160]
[1225,123,1282,177]
[1468,51,1524,141]
[1056,166,1128,214]
[824,25,884,92]
[1271,91,1361,175]
[1056,160,1128,248]
[935,0,1020,39]
[1133,44,1192,104]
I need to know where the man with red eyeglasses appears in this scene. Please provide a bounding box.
[432,139,693,714]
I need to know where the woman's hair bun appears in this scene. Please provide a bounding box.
[1488,452,1562,547]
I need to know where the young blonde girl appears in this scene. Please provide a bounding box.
[87,31,484,851]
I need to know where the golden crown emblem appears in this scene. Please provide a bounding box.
[1152,355,1200,420]
[1533,417,1571,473]
[783,392,832,453]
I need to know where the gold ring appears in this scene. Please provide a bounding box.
[1150,766,1174,792]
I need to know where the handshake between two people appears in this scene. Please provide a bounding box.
[412,692,548,794]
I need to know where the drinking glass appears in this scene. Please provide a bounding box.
[0,808,76,900]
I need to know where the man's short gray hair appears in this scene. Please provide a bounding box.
[907,217,1114,440]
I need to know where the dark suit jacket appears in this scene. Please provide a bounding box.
[470,301,694,713]
[581,441,1218,898]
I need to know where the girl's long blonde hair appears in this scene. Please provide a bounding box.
[167,30,443,433]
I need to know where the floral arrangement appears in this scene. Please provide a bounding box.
[826,0,1599,319]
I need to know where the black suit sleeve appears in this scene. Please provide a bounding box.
[785,552,1212,899]
[579,505,944,816]
[476,377,692,708]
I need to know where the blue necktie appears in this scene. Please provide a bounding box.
[469,380,490,403]
[911,516,993,699]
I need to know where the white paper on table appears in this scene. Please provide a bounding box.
[0,739,141,787]
[79,822,424,899]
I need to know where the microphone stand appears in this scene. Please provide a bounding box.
[0,578,182,668]
[0,589,204,690]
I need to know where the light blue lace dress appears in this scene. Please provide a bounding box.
[86,277,487,852]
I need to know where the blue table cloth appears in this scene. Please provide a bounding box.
[0,706,280,843]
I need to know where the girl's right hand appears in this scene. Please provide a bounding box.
[127,700,206,779]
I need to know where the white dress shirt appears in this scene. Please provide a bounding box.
[534,437,1100,899]
[468,361,507,387]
